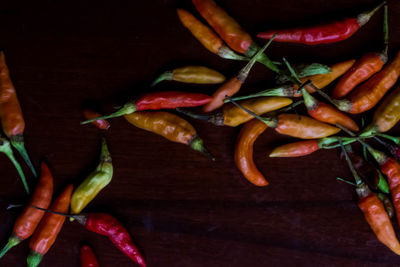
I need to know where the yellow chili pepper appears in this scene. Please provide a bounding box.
[124,111,214,160]
[151,66,226,86]
[70,138,113,217]
[177,97,293,127]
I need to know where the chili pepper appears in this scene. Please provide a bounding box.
[151,66,226,86]
[191,0,280,73]
[234,119,268,186]
[276,63,331,84]
[177,97,292,127]
[0,162,53,259]
[333,5,389,99]
[177,8,248,61]
[71,138,113,217]
[124,111,214,160]
[269,137,356,158]
[0,51,36,177]
[257,2,384,45]
[339,140,400,255]
[202,39,273,113]
[81,244,100,267]
[0,134,29,193]
[361,85,400,137]
[230,59,355,100]
[378,192,395,219]
[81,91,212,125]
[332,50,400,114]
[27,184,73,267]
[83,110,110,130]
[227,97,340,139]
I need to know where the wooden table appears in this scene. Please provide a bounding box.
[1,0,400,266]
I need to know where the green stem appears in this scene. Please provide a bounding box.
[302,86,319,110]
[176,108,212,121]
[338,138,363,186]
[27,251,43,267]
[217,45,249,61]
[189,136,215,161]
[81,102,137,125]
[336,177,357,186]
[0,235,21,259]
[282,57,301,84]
[228,86,288,101]
[376,132,400,144]
[151,71,173,86]
[0,137,30,194]
[10,135,37,177]
[357,2,386,27]
[383,4,389,55]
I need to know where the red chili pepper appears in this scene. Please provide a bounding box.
[81,91,211,125]
[257,2,384,45]
[81,244,100,267]
[83,109,110,130]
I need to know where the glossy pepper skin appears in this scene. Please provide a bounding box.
[257,3,384,45]
[81,91,212,125]
[27,184,73,267]
[0,163,53,259]
[176,9,246,61]
[81,245,100,267]
[151,66,226,86]
[234,119,268,186]
[0,51,36,177]
[71,139,113,216]
[302,88,359,131]
[381,158,400,224]
[336,51,400,114]
[361,85,400,136]
[124,111,214,159]
[83,110,110,130]
[75,213,146,267]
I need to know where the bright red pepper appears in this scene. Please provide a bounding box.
[81,244,100,267]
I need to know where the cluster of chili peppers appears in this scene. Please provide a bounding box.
[2,0,400,264]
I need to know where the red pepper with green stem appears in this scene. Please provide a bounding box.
[0,51,36,177]
[81,91,212,125]
[191,0,280,73]
[257,2,385,45]
[81,244,100,267]
[338,139,400,255]
[333,5,389,99]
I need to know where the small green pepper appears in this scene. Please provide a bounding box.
[70,138,113,217]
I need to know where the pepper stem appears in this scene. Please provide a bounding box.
[357,2,385,27]
[338,139,363,186]
[100,138,111,163]
[0,235,21,259]
[189,136,215,161]
[81,102,137,125]
[247,42,281,74]
[383,4,389,56]
[217,45,249,61]
[307,82,352,112]
[228,86,288,101]
[336,177,357,186]
[27,251,43,267]
[176,108,212,122]
[151,71,173,87]
[238,34,277,82]
[0,137,30,194]
[10,135,37,177]
[376,132,400,145]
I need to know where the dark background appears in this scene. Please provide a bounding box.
[0,0,399,266]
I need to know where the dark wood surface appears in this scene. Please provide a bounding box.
[1,0,400,266]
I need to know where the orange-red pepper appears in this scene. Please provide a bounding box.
[81,244,100,267]
[83,109,110,130]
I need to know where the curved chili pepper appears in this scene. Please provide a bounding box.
[361,85,400,137]
[234,119,268,186]
[302,88,359,131]
[151,66,226,86]
[339,141,400,255]
[0,51,36,177]
[334,50,400,114]
[83,110,110,130]
[202,39,274,112]
[27,184,73,267]
[231,59,355,100]
[0,162,53,259]
[74,213,146,267]
[177,97,292,126]
[257,2,384,45]
[81,244,100,267]
[71,139,113,217]
[333,5,389,99]
[191,0,280,73]
[177,8,247,61]
[81,91,212,125]
[124,111,214,160]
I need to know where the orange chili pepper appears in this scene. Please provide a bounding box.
[0,51,36,177]
[83,109,110,130]
[0,163,54,259]
[203,40,272,113]
[27,184,73,267]
[234,119,268,186]
[124,111,214,160]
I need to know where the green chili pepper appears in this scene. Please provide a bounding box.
[70,138,113,218]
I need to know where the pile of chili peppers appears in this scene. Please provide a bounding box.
[2,0,400,265]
